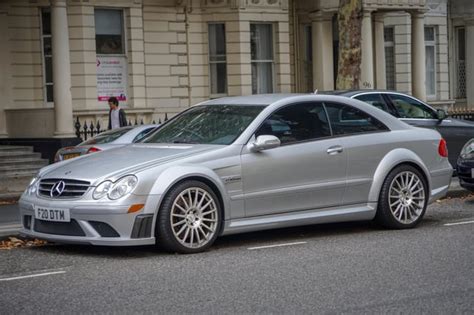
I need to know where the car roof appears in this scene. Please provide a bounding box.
[200,94,308,106]
[319,89,403,97]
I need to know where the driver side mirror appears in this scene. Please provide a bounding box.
[248,135,281,153]
[436,109,447,121]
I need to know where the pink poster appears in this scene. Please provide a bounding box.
[97,56,128,101]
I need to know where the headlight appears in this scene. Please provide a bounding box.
[93,176,138,200]
[92,180,113,200]
[26,177,40,196]
[460,139,474,159]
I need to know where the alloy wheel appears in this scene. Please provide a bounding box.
[388,171,426,224]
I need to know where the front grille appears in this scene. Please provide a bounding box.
[89,221,120,238]
[38,178,90,199]
[34,219,86,236]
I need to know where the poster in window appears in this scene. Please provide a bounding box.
[96,56,127,101]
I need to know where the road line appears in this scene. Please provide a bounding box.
[248,241,307,250]
[444,220,474,227]
[0,271,66,282]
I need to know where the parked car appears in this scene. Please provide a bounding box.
[321,90,474,169]
[20,94,452,253]
[54,125,159,162]
[457,138,474,191]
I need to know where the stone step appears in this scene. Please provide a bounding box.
[0,172,37,195]
[0,164,45,176]
[0,157,49,168]
[0,145,33,153]
[0,151,42,159]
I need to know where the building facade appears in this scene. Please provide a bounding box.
[0,0,471,144]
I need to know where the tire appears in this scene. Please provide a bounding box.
[375,165,428,229]
[155,180,222,254]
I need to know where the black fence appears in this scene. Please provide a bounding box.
[74,113,168,141]
[449,109,474,121]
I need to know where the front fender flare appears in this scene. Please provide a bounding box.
[148,165,231,220]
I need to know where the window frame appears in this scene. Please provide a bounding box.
[424,26,437,99]
[384,27,396,90]
[385,93,437,120]
[208,22,228,98]
[250,23,275,94]
[251,101,389,147]
[322,102,390,137]
[94,8,127,57]
[40,8,53,106]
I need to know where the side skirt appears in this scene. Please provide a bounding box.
[221,203,377,236]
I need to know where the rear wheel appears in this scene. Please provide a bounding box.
[375,165,428,229]
[156,180,221,254]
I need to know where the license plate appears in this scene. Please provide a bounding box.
[34,206,70,222]
[63,153,81,160]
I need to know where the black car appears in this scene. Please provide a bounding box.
[457,138,474,191]
[323,90,474,169]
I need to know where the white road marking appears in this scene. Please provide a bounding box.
[0,270,66,282]
[444,220,474,227]
[248,241,307,250]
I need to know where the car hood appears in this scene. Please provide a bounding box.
[41,143,222,183]
[446,117,474,127]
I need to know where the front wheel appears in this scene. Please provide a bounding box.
[375,165,428,229]
[156,180,221,254]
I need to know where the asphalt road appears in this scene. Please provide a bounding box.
[1,194,473,314]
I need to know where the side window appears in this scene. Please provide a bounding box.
[133,128,156,142]
[255,103,331,145]
[354,93,390,113]
[324,102,389,135]
[388,94,436,119]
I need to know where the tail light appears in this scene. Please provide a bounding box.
[438,139,448,158]
[87,147,101,154]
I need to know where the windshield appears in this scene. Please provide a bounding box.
[144,105,264,145]
[79,127,133,145]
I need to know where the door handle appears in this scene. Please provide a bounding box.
[327,145,343,155]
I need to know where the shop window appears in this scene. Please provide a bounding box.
[208,23,227,97]
[425,26,436,97]
[251,24,274,94]
[95,9,124,55]
[41,8,53,103]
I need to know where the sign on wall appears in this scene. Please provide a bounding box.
[96,56,128,102]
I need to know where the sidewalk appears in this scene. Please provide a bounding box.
[0,178,469,237]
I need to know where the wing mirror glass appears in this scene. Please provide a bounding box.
[248,135,281,153]
[436,109,447,121]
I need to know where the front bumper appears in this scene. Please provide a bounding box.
[19,196,158,246]
[457,159,474,192]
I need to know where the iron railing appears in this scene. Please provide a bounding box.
[74,113,168,141]
[449,108,474,121]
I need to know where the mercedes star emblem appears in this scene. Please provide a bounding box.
[50,181,66,197]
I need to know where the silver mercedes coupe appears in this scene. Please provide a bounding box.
[19,94,453,253]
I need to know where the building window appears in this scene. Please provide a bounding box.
[456,27,466,99]
[425,26,436,97]
[41,8,53,103]
[208,23,227,96]
[303,25,313,93]
[95,9,124,54]
[384,27,395,90]
[251,24,273,94]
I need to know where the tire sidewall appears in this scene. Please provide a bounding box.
[156,180,222,254]
[377,165,428,229]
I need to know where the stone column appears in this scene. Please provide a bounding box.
[411,10,426,101]
[374,13,386,89]
[51,0,75,137]
[465,20,474,108]
[0,10,11,138]
[310,12,334,91]
[360,10,374,89]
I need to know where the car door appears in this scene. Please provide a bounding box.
[240,102,347,217]
[323,102,392,205]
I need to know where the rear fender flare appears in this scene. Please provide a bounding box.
[369,148,431,203]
